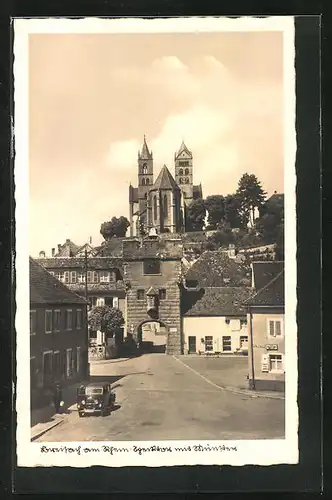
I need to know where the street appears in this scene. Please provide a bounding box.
[36,354,285,442]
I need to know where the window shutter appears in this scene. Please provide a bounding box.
[113,297,119,308]
[261,354,269,372]
[276,321,282,336]
[269,320,275,336]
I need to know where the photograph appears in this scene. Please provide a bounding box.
[15,16,298,468]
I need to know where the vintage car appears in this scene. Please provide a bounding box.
[77,382,115,417]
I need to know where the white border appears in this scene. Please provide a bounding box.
[15,16,297,468]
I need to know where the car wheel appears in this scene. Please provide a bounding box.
[79,412,84,418]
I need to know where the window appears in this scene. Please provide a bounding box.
[240,336,248,347]
[185,168,189,175]
[137,289,145,300]
[153,195,158,221]
[113,297,119,308]
[66,349,73,378]
[185,177,189,184]
[105,297,113,306]
[99,271,110,283]
[78,272,85,283]
[53,350,61,379]
[143,259,161,275]
[269,353,283,372]
[142,163,148,174]
[163,194,168,218]
[93,271,98,283]
[205,336,213,352]
[96,297,105,306]
[179,168,183,175]
[89,330,97,340]
[55,272,65,283]
[146,178,149,185]
[70,271,77,283]
[267,319,283,338]
[159,288,166,300]
[222,336,232,351]
[76,309,82,329]
[179,160,189,166]
[90,296,97,307]
[179,177,183,184]
[53,310,61,332]
[142,178,146,185]
[64,271,70,283]
[87,271,93,283]
[42,351,53,387]
[30,310,37,335]
[76,347,81,373]
[45,310,52,333]
[65,309,73,330]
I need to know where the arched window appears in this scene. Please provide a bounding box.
[153,195,158,221]
[163,194,168,218]
[142,163,148,174]
[179,169,183,175]
[185,168,189,175]
[179,177,183,184]
[142,178,145,185]
[146,178,149,185]
[185,177,189,184]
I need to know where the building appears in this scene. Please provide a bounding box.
[30,257,88,408]
[246,262,285,391]
[129,137,203,236]
[182,287,251,355]
[123,232,183,354]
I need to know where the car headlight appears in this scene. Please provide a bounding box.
[81,400,85,405]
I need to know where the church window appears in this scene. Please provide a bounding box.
[179,169,183,175]
[142,163,148,174]
[185,168,189,175]
[185,177,189,184]
[146,178,149,185]
[163,194,168,218]
[142,178,145,185]
[153,195,157,221]
[179,177,183,184]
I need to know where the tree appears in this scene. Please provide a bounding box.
[224,194,245,229]
[88,306,124,339]
[100,216,130,240]
[236,173,266,228]
[256,193,284,245]
[186,198,206,232]
[204,195,225,230]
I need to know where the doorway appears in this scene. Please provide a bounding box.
[188,336,197,354]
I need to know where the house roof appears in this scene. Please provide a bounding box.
[30,257,87,305]
[246,269,284,307]
[38,256,123,271]
[183,287,252,317]
[175,140,193,159]
[251,261,284,290]
[150,165,180,191]
[185,249,251,287]
[55,239,80,257]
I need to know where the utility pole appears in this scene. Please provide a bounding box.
[84,248,88,302]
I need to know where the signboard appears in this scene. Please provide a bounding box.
[261,353,269,373]
[265,344,278,351]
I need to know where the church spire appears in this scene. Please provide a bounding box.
[139,135,153,160]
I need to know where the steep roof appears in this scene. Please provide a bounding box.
[55,239,80,257]
[183,287,252,317]
[30,257,87,305]
[139,136,152,160]
[150,165,180,191]
[175,140,193,159]
[251,261,284,290]
[38,256,123,271]
[185,249,251,287]
[247,269,284,307]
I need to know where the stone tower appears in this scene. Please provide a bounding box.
[137,135,154,220]
[174,141,194,206]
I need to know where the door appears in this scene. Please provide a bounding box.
[188,336,196,354]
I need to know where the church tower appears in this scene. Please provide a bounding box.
[137,136,154,226]
[174,141,193,206]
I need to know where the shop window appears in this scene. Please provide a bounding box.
[205,335,213,351]
[222,336,232,351]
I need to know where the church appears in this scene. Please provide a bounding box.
[129,137,203,236]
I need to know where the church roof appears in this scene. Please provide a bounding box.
[139,135,153,160]
[150,165,180,191]
[175,140,193,159]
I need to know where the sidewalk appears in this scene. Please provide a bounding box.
[31,380,88,441]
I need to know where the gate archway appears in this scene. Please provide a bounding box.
[137,320,168,353]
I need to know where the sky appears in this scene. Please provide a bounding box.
[29,31,284,257]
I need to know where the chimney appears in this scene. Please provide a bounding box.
[89,236,92,245]
[57,244,61,252]
[39,250,46,258]
[51,248,55,257]
[66,238,70,244]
